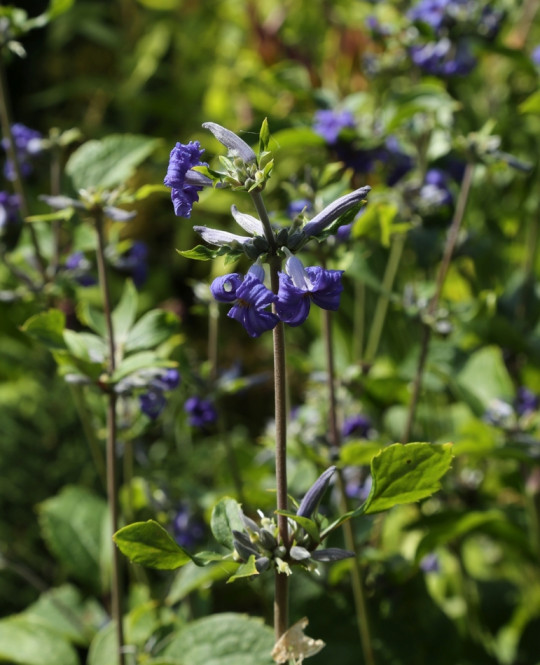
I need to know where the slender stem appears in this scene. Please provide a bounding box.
[250,190,278,252]
[208,300,219,384]
[402,163,474,443]
[353,279,365,364]
[364,233,406,366]
[94,210,125,665]
[269,253,289,641]
[322,309,376,665]
[49,142,63,278]
[0,51,46,281]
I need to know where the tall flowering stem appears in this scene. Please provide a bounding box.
[93,209,125,665]
[250,190,289,640]
[0,51,46,282]
[402,162,475,443]
[322,307,376,665]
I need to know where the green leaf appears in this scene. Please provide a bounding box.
[362,442,453,515]
[177,245,220,261]
[227,555,259,583]
[87,622,117,665]
[274,511,319,543]
[21,309,66,350]
[134,183,169,200]
[259,118,270,153]
[114,520,203,569]
[125,309,180,353]
[455,346,514,413]
[66,134,160,191]
[63,330,106,363]
[76,301,107,337]
[26,208,75,223]
[0,616,78,665]
[519,89,540,114]
[24,584,106,645]
[210,497,245,550]
[352,200,400,247]
[46,0,74,19]
[166,561,239,605]
[161,613,275,665]
[110,351,174,382]
[38,486,108,590]
[339,441,385,466]
[112,280,138,346]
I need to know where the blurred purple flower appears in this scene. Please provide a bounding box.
[164,141,209,218]
[420,552,440,573]
[140,389,168,419]
[342,414,372,439]
[2,123,42,181]
[345,474,372,502]
[313,109,356,144]
[276,255,344,327]
[287,199,313,219]
[515,387,539,416]
[211,269,279,338]
[0,191,20,228]
[532,46,540,66]
[172,504,205,549]
[420,168,453,207]
[65,251,97,287]
[152,368,180,392]
[184,396,218,428]
[410,38,476,76]
[409,0,451,32]
[112,241,148,289]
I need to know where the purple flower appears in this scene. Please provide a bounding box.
[140,389,168,419]
[65,251,97,287]
[287,199,312,219]
[211,269,279,338]
[2,123,42,181]
[381,136,414,186]
[276,255,344,327]
[410,38,476,77]
[420,552,440,573]
[420,168,453,207]
[112,241,148,289]
[532,46,540,66]
[152,368,180,392]
[342,414,372,439]
[409,0,451,32]
[0,191,20,228]
[297,466,336,518]
[184,396,218,428]
[345,474,372,502]
[515,387,539,417]
[164,141,208,218]
[172,504,205,549]
[313,110,356,145]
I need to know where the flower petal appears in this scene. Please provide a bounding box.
[231,205,265,235]
[193,226,250,246]
[302,186,371,237]
[210,273,243,302]
[202,122,257,163]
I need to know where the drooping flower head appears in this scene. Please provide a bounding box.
[313,110,356,145]
[342,414,372,439]
[139,368,181,419]
[0,191,20,228]
[276,253,344,327]
[164,141,209,218]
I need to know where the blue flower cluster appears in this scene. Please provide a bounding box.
[408,0,503,76]
[313,110,355,144]
[139,368,180,419]
[165,125,370,338]
[184,396,218,428]
[210,257,344,338]
[2,123,42,181]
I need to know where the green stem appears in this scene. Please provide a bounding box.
[269,253,289,641]
[402,163,474,443]
[353,279,365,365]
[49,141,63,279]
[94,210,125,665]
[364,233,406,366]
[0,51,46,282]
[322,309,376,665]
[250,190,278,252]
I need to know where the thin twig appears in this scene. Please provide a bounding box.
[402,163,474,443]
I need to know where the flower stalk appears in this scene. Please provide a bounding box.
[93,209,125,665]
[402,162,474,443]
